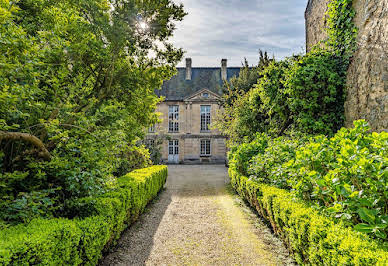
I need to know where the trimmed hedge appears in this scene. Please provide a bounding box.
[229,166,388,265]
[0,165,167,265]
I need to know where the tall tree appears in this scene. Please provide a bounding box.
[0,0,186,223]
[215,50,272,145]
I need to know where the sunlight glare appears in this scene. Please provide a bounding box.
[138,21,149,31]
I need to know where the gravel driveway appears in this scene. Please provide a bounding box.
[101,165,293,266]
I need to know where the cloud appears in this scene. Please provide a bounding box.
[170,0,308,66]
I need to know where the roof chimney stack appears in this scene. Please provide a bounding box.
[186,58,192,80]
[221,59,227,80]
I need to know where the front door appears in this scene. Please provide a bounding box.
[168,140,179,164]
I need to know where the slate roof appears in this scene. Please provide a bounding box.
[157,67,241,101]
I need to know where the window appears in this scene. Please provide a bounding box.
[146,139,155,148]
[200,139,211,156]
[148,124,155,133]
[169,140,179,155]
[168,105,179,132]
[201,105,211,131]
[202,93,209,98]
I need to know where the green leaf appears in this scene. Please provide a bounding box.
[354,223,374,233]
[375,229,387,239]
[357,208,376,224]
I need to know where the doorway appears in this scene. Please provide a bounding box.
[168,139,179,164]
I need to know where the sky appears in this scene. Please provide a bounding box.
[170,0,309,67]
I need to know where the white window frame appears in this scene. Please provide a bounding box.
[169,139,179,155]
[200,105,211,132]
[168,105,179,132]
[200,139,211,156]
[148,124,156,133]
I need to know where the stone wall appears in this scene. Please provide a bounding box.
[305,0,330,52]
[305,0,388,131]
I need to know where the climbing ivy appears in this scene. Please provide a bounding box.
[216,0,360,141]
[326,0,358,58]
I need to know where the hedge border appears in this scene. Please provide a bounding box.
[0,165,168,265]
[229,166,388,265]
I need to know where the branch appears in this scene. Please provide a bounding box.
[0,131,51,161]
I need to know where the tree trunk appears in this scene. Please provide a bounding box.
[0,131,51,161]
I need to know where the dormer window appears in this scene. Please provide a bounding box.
[202,93,209,98]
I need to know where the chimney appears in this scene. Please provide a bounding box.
[185,58,192,80]
[221,59,227,80]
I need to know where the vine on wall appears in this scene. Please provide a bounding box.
[326,0,358,58]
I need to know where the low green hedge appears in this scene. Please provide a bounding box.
[229,167,388,265]
[0,165,168,265]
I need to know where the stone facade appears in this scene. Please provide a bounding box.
[305,0,388,132]
[147,59,240,164]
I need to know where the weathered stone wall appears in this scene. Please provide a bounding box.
[345,0,388,131]
[305,0,330,52]
[305,0,388,132]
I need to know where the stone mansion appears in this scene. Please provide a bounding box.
[146,58,240,164]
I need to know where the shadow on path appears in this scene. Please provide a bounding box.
[100,165,293,265]
[100,187,172,266]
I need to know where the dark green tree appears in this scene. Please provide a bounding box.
[0,0,186,224]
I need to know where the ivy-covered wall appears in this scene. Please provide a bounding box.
[305,0,388,132]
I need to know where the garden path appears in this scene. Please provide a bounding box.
[101,165,293,266]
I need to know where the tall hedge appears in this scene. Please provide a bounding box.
[0,165,168,265]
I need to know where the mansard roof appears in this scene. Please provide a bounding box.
[156,67,241,101]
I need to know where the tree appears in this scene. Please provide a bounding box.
[215,50,271,145]
[0,0,186,224]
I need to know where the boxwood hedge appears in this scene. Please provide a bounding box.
[229,166,388,265]
[0,165,168,265]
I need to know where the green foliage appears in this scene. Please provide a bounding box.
[113,145,152,177]
[0,0,185,223]
[222,50,348,140]
[287,120,388,240]
[230,120,388,241]
[284,50,347,135]
[248,136,305,188]
[228,133,270,176]
[0,165,168,265]
[326,0,358,58]
[216,0,358,143]
[229,166,388,265]
[214,52,272,145]
[254,59,291,136]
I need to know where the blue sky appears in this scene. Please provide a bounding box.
[170,0,309,67]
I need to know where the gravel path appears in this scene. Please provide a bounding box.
[101,165,294,266]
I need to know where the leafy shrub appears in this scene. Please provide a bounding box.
[248,137,305,189]
[284,50,347,135]
[228,133,269,176]
[113,145,152,177]
[0,189,59,224]
[230,120,388,240]
[287,120,388,239]
[254,59,292,136]
[229,166,388,265]
[0,165,168,265]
